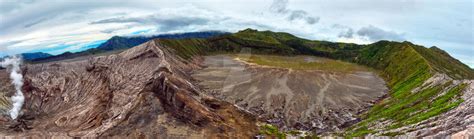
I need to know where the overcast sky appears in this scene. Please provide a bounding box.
[0,0,473,67]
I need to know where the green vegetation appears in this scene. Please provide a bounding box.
[235,54,371,72]
[0,94,11,114]
[233,29,283,44]
[287,130,302,136]
[259,124,286,139]
[258,124,319,139]
[203,28,364,58]
[159,39,211,60]
[412,45,474,79]
[348,126,372,137]
[356,41,432,87]
[402,84,466,125]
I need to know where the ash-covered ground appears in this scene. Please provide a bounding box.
[192,55,388,133]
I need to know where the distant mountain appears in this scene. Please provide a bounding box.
[97,31,228,51]
[21,52,53,60]
[0,52,52,62]
[30,31,228,62]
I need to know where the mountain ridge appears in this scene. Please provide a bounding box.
[20,52,53,60]
[28,31,228,63]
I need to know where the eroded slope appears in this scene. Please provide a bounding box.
[0,40,258,138]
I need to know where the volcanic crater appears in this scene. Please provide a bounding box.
[192,54,388,132]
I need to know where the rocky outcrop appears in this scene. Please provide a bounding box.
[404,79,474,138]
[0,39,258,138]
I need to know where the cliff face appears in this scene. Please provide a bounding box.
[0,40,257,138]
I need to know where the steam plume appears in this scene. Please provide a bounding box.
[0,56,24,120]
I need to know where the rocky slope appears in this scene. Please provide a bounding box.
[0,40,257,138]
[347,73,474,138]
[393,74,473,138]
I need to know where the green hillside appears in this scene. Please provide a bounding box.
[413,44,474,79]
[205,28,364,59]
[154,29,473,137]
[159,39,211,60]
[345,40,470,136]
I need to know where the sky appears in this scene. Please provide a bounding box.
[0,0,472,67]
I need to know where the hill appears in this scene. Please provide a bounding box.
[97,31,228,51]
[0,52,52,63]
[20,52,53,60]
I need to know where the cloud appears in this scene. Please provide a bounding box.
[332,24,406,44]
[328,24,354,41]
[332,24,355,38]
[270,0,289,13]
[91,15,211,32]
[0,2,276,56]
[0,0,35,15]
[338,28,354,38]
[356,25,405,41]
[23,17,52,28]
[288,10,319,24]
[270,0,319,24]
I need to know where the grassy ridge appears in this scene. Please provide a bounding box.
[346,82,467,137]
[355,41,434,87]
[158,39,211,60]
[206,29,364,59]
[412,45,474,79]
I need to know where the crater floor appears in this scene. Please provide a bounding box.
[192,55,388,132]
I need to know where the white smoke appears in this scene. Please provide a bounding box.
[0,56,24,120]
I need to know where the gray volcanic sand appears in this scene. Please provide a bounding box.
[192,55,388,131]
